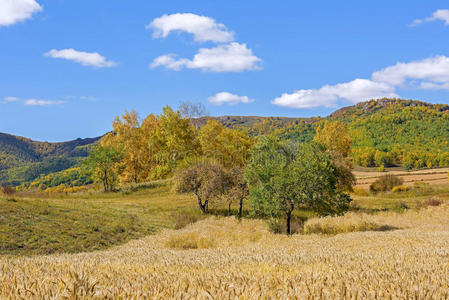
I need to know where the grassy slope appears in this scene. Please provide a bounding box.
[2,177,449,256]
[0,183,202,255]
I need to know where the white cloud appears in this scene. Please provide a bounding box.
[372,55,449,86]
[0,0,42,26]
[148,13,234,43]
[411,9,449,26]
[320,79,398,103]
[44,49,118,68]
[151,42,262,72]
[208,92,254,105]
[273,55,449,109]
[24,99,65,106]
[272,79,397,109]
[150,54,189,71]
[3,96,20,102]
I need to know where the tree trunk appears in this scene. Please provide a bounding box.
[197,196,210,214]
[238,198,243,219]
[286,211,292,235]
[228,202,232,215]
[197,197,207,214]
[103,169,108,192]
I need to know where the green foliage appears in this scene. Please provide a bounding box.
[21,167,93,191]
[338,99,449,169]
[245,137,351,234]
[272,99,449,169]
[0,132,100,170]
[0,157,82,186]
[0,132,99,185]
[84,146,124,192]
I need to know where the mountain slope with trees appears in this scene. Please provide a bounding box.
[2,98,449,186]
[0,133,101,185]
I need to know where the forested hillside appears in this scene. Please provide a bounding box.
[2,98,449,186]
[274,98,449,169]
[0,133,100,185]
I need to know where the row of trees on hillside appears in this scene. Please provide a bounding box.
[85,105,253,192]
[85,106,354,234]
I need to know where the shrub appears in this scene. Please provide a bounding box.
[370,174,403,193]
[392,185,411,193]
[1,185,16,196]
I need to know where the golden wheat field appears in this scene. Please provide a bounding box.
[1,204,448,299]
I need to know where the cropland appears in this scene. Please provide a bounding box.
[1,178,449,299]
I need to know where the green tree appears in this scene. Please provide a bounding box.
[245,137,351,235]
[84,146,123,192]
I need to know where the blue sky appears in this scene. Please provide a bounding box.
[1,0,449,141]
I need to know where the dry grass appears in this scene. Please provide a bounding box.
[1,205,449,299]
[354,167,449,190]
[304,212,390,234]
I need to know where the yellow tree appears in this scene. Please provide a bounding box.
[150,106,201,179]
[140,113,160,180]
[102,110,156,184]
[199,120,253,168]
[314,121,355,191]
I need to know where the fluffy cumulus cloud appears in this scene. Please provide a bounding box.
[411,9,449,26]
[44,49,117,68]
[273,55,449,109]
[24,99,65,106]
[147,13,234,43]
[208,92,254,105]
[151,43,261,72]
[149,13,261,73]
[372,55,449,88]
[0,0,42,26]
[272,79,397,109]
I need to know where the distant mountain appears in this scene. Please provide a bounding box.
[281,98,449,168]
[0,133,101,185]
[329,98,449,119]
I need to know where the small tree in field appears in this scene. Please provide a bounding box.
[221,167,249,218]
[174,162,230,214]
[84,145,124,192]
[245,137,351,235]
